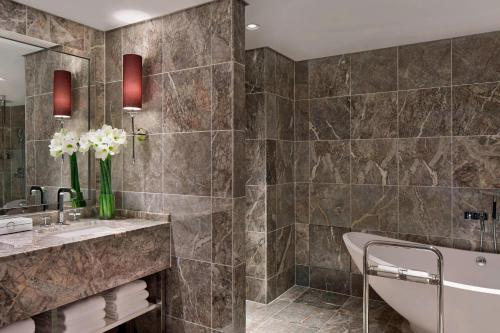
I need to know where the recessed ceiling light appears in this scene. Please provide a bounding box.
[0,77,5,81]
[113,10,151,24]
[246,23,260,31]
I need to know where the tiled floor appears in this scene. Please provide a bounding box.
[246,286,413,333]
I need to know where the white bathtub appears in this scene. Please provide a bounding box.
[344,232,500,333]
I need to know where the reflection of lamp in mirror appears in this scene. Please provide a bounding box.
[123,54,147,163]
[53,70,72,125]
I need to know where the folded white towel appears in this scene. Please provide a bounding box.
[58,296,105,322]
[107,289,149,306]
[59,310,106,330]
[104,280,147,301]
[0,318,35,333]
[105,300,149,320]
[59,318,106,333]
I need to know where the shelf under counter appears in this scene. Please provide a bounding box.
[94,302,161,333]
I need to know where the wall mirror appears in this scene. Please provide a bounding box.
[0,36,90,215]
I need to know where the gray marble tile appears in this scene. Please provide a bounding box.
[50,16,85,50]
[233,198,247,266]
[246,93,266,139]
[351,47,397,94]
[163,67,212,132]
[26,7,50,41]
[266,185,278,231]
[452,136,500,188]
[33,93,58,141]
[212,131,233,198]
[0,0,26,34]
[309,225,351,271]
[246,300,290,330]
[212,62,233,131]
[254,318,317,333]
[35,140,61,187]
[295,183,309,225]
[163,4,211,71]
[276,225,295,274]
[276,53,294,99]
[399,186,452,237]
[351,92,398,139]
[398,40,451,90]
[277,97,294,141]
[276,140,294,184]
[453,31,500,85]
[277,183,295,228]
[310,97,350,140]
[266,94,278,140]
[105,29,122,83]
[246,185,266,232]
[165,195,211,261]
[398,137,452,186]
[273,302,335,330]
[276,266,296,297]
[296,223,310,266]
[34,50,61,95]
[309,55,350,98]
[166,317,212,333]
[246,140,266,185]
[246,277,267,304]
[310,140,350,184]
[166,257,211,327]
[295,61,309,100]
[162,132,211,196]
[309,267,350,295]
[246,231,266,278]
[453,82,500,136]
[211,0,232,64]
[267,230,277,277]
[234,63,246,132]
[351,139,397,185]
[104,81,123,129]
[246,48,265,94]
[232,0,246,65]
[212,264,233,331]
[295,100,310,141]
[295,289,349,310]
[263,48,278,94]
[122,19,162,76]
[123,134,162,193]
[277,286,308,302]
[294,141,310,182]
[310,183,350,227]
[266,140,277,185]
[212,198,233,265]
[398,87,451,138]
[397,233,453,248]
[122,192,163,213]
[351,185,398,232]
[296,265,310,287]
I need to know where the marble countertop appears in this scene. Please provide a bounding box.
[0,218,169,260]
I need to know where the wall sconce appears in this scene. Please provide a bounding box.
[53,70,72,126]
[123,54,147,163]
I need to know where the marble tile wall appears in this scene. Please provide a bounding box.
[294,33,500,296]
[0,0,105,208]
[104,1,247,332]
[245,47,296,303]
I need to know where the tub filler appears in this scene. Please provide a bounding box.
[344,232,500,333]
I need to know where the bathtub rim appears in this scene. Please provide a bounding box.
[343,231,500,296]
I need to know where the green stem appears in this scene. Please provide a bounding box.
[70,153,86,208]
[99,156,115,219]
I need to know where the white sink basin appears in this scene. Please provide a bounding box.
[54,226,115,239]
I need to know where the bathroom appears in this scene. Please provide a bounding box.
[0,0,499,332]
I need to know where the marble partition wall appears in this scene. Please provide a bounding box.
[245,48,295,303]
[0,0,105,208]
[293,33,500,295]
[104,1,247,331]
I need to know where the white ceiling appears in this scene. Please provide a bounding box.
[0,38,42,106]
[12,0,500,61]
[16,0,213,31]
[246,0,500,60]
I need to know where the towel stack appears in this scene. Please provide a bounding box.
[104,280,150,320]
[46,295,106,333]
[0,318,35,333]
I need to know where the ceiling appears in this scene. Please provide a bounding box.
[0,38,42,106]
[13,0,500,61]
[16,0,213,31]
[245,0,500,60]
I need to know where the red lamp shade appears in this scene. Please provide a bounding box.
[123,54,142,111]
[53,70,72,118]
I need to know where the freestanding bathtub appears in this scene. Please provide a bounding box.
[344,232,500,333]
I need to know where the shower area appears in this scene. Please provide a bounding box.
[0,95,26,208]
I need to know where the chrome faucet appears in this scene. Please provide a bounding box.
[465,211,488,252]
[30,186,46,211]
[57,188,76,225]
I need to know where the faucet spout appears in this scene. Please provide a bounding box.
[57,188,76,225]
[30,186,46,211]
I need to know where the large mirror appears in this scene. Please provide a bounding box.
[0,36,90,214]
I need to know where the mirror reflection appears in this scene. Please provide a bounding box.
[0,37,90,214]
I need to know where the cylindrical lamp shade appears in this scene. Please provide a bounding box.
[53,70,72,118]
[123,54,142,111]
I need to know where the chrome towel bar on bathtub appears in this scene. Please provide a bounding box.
[363,240,444,333]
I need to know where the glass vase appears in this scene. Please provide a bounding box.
[99,156,115,219]
[69,153,86,208]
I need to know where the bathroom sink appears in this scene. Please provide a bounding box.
[53,226,115,239]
